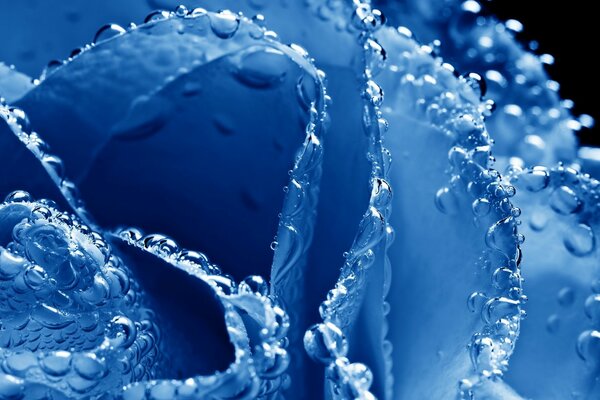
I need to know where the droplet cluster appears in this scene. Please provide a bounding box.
[0,194,160,399]
[306,1,391,399]
[374,18,525,398]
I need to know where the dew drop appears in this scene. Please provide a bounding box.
[528,209,548,231]
[0,374,24,399]
[485,217,517,258]
[467,292,487,313]
[472,198,491,217]
[304,322,348,363]
[364,38,386,77]
[296,72,318,110]
[365,80,383,107]
[550,186,582,215]
[435,187,459,215]
[557,287,575,307]
[4,190,32,203]
[563,223,595,257]
[209,11,240,39]
[238,275,268,296]
[174,5,188,17]
[73,354,106,380]
[144,10,171,23]
[40,351,72,376]
[232,47,288,89]
[584,295,600,324]
[546,314,560,333]
[464,72,486,97]
[576,330,600,366]
[93,24,126,44]
[492,267,515,290]
[345,362,373,391]
[107,315,137,349]
[481,297,520,324]
[517,167,549,192]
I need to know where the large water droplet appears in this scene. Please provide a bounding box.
[550,186,582,215]
[435,187,459,215]
[304,322,348,363]
[93,24,126,44]
[209,11,240,39]
[232,47,288,89]
[238,275,269,296]
[517,167,549,192]
[563,223,595,257]
[576,330,600,367]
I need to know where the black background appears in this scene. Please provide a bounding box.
[484,0,598,146]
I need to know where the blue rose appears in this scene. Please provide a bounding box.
[0,1,597,400]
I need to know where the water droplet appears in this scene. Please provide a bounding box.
[546,314,560,333]
[481,297,520,324]
[576,330,600,366]
[564,223,595,257]
[550,186,582,215]
[485,217,517,258]
[304,322,348,363]
[364,38,386,77]
[73,354,106,380]
[296,72,318,110]
[592,279,600,294]
[232,47,288,88]
[238,275,268,296]
[517,167,549,192]
[345,362,373,391]
[174,5,188,17]
[42,155,65,180]
[256,343,289,379]
[435,187,459,215]
[40,351,72,376]
[365,80,383,106]
[8,107,31,133]
[464,72,486,97]
[472,198,491,217]
[468,292,488,313]
[209,11,240,39]
[528,209,548,231]
[107,315,137,349]
[144,10,171,23]
[584,294,600,324]
[557,287,575,307]
[492,267,515,290]
[4,190,32,203]
[470,335,494,373]
[0,373,25,398]
[93,24,126,44]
